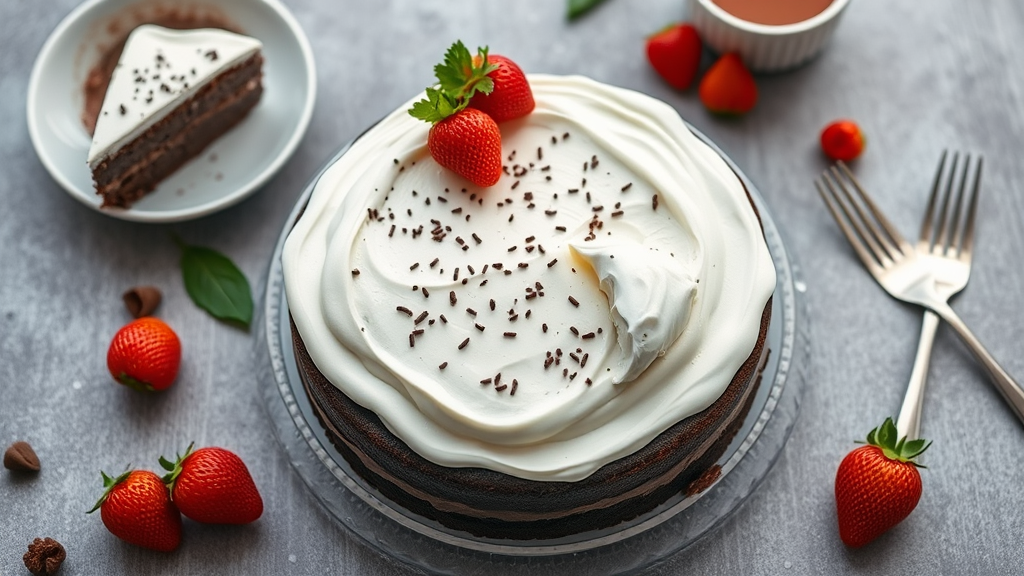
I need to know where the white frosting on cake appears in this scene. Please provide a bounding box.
[283,75,776,481]
[87,25,262,168]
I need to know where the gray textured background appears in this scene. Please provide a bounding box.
[3,0,1024,574]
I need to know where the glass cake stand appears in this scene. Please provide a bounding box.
[255,128,809,575]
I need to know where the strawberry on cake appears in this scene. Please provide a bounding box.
[282,42,776,539]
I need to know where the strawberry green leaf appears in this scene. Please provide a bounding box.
[861,417,931,465]
[409,87,463,124]
[87,468,132,513]
[435,41,474,94]
[433,41,497,101]
[902,439,931,460]
[410,40,498,126]
[179,243,253,329]
[567,0,609,20]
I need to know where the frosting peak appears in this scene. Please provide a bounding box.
[569,237,696,384]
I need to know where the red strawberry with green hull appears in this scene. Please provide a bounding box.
[468,53,535,123]
[88,469,182,552]
[161,444,263,524]
[410,41,533,187]
[834,418,930,547]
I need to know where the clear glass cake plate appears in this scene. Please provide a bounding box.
[255,125,809,575]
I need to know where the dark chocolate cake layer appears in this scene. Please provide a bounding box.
[292,298,770,540]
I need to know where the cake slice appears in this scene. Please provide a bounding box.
[87,25,264,208]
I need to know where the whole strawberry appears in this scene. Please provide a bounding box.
[646,23,703,90]
[835,418,930,547]
[427,106,503,187]
[107,317,181,392]
[820,119,866,162]
[468,53,535,123]
[699,53,758,115]
[88,469,182,552]
[161,444,263,524]
[409,41,507,187]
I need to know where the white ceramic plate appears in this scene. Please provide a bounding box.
[27,0,316,222]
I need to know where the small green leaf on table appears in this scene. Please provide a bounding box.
[178,242,253,328]
[568,0,609,20]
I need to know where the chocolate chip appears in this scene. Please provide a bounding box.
[23,537,65,575]
[4,441,40,472]
[122,286,162,318]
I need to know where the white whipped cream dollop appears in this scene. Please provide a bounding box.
[283,75,776,481]
[568,238,696,384]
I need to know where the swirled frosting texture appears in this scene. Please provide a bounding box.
[283,76,775,481]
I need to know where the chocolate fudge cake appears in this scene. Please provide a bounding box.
[87,25,263,208]
[282,75,776,540]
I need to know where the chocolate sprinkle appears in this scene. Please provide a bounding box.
[458,338,470,350]
[568,296,579,307]
[396,306,413,316]
[439,362,448,370]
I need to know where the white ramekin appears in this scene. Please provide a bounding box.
[690,0,852,73]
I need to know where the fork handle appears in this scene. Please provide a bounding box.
[896,310,940,440]
[931,303,1024,425]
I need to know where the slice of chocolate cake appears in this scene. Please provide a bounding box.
[87,25,263,209]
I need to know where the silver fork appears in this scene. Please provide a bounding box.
[896,151,978,440]
[816,160,1024,426]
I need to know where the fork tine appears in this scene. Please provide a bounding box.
[944,154,973,255]
[836,161,915,256]
[918,150,948,245]
[816,177,884,275]
[934,152,963,252]
[820,170,891,266]
[955,156,983,259]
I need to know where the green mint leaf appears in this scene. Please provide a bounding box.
[179,243,253,328]
[568,0,609,20]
